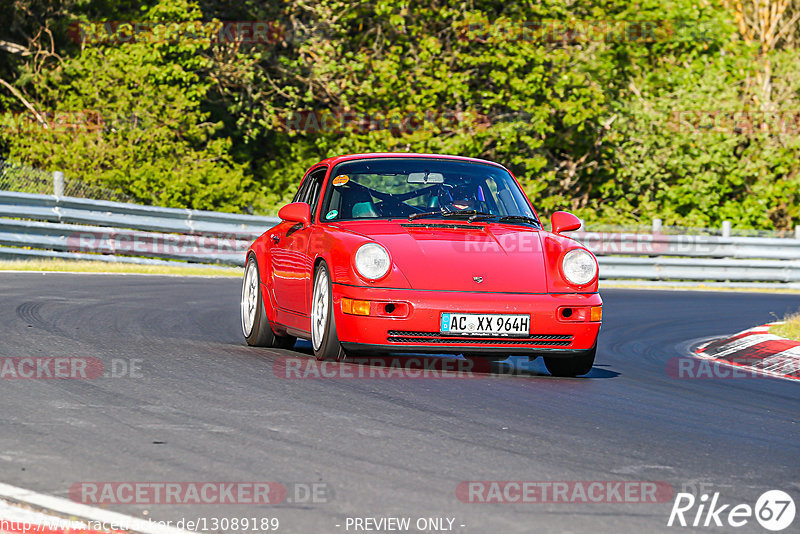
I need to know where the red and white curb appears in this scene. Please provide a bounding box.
[0,483,191,534]
[695,323,800,381]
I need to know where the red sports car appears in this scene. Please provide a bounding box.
[241,153,602,376]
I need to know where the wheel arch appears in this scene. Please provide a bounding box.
[246,245,280,326]
[310,254,332,308]
[313,254,328,274]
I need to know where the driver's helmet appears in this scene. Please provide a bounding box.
[442,176,480,211]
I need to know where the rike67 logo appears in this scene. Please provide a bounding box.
[668,490,795,531]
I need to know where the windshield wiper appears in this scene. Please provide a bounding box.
[498,215,541,227]
[408,210,492,222]
[466,214,542,226]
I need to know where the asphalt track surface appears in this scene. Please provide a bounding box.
[0,273,798,534]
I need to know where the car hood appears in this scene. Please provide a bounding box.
[335,220,548,293]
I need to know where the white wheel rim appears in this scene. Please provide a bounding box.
[311,269,329,351]
[241,259,258,337]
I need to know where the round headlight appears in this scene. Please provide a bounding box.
[562,248,597,286]
[355,243,391,280]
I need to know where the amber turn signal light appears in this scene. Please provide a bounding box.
[341,297,371,316]
[590,306,603,322]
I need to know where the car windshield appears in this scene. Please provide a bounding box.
[320,158,539,225]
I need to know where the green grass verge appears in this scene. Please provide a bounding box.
[770,314,800,341]
[0,259,242,276]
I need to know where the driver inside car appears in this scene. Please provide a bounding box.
[439,177,482,212]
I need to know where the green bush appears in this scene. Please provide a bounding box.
[1,0,798,228]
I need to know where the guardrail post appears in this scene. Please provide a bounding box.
[53,171,64,197]
[652,218,662,234]
[796,225,800,239]
[722,220,731,238]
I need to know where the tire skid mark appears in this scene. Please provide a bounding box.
[15,300,70,337]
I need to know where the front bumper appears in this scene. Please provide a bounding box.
[332,284,601,357]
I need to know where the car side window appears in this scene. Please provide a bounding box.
[292,176,311,204]
[306,168,327,219]
[291,167,327,222]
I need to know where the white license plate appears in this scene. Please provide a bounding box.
[440,313,530,336]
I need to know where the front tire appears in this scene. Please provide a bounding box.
[544,346,596,377]
[241,255,296,349]
[311,263,346,361]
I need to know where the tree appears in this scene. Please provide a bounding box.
[2,0,255,212]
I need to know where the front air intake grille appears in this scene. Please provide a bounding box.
[388,331,571,339]
[386,331,573,346]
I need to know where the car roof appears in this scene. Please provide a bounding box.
[315,152,510,171]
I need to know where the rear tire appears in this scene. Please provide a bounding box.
[311,263,347,362]
[544,346,596,377]
[241,255,297,349]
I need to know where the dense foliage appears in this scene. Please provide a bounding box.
[1,0,799,228]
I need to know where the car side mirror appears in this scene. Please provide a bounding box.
[551,211,582,234]
[278,202,312,225]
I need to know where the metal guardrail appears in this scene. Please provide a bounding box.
[0,190,798,284]
[596,257,800,283]
[0,191,278,267]
[0,191,275,236]
[0,218,254,264]
[571,231,800,260]
[568,230,800,285]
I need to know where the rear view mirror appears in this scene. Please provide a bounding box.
[407,172,444,184]
[278,202,311,225]
[551,211,582,234]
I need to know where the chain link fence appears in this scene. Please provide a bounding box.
[0,159,135,203]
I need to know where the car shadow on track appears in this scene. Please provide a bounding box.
[285,340,619,380]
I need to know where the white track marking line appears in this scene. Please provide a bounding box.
[0,482,192,534]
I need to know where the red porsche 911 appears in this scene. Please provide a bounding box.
[241,153,602,377]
